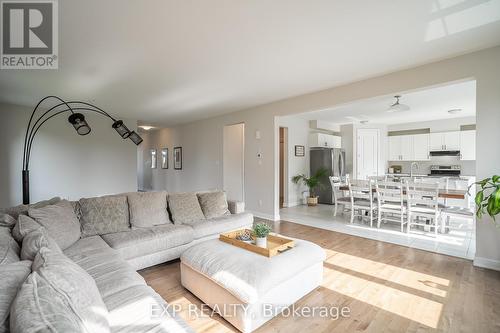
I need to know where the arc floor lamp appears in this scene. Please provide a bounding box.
[22,95,143,204]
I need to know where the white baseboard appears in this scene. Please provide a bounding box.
[247,210,280,221]
[283,201,301,208]
[473,256,500,271]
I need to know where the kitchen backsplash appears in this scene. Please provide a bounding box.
[388,156,475,176]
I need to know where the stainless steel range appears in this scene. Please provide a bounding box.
[429,165,461,177]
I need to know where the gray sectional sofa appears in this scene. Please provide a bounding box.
[0,190,253,332]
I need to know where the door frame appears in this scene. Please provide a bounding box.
[279,127,288,208]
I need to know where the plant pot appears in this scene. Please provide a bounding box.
[307,196,318,206]
[255,237,267,248]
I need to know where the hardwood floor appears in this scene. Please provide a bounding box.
[140,221,500,333]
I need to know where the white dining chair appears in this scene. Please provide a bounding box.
[375,180,406,232]
[329,176,350,216]
[406,181,441,235]
[347,179,377,227]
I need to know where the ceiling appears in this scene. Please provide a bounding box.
[295,80,476,125]
[0,0,499,126]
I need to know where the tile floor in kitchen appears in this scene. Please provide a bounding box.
[280,204,475,259]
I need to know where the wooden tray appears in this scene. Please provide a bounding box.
[219,229,295,257]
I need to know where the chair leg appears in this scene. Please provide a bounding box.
[334,202,338,217]
[350,208,354,224]
[400,212,404,233]
[377,210,381,228]
[407,213,411,233]
[369,209,373,227]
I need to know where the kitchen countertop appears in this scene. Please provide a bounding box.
[386,173,475,180]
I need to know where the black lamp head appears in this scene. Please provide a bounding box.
[112,120,131,139]
[128,131,143,145]
[68,113,91,135]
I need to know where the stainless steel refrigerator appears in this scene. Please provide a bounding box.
[310,147,346,204]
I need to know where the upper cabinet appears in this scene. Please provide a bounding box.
[429,131,460,151]
[388,134,429,161]
[309,133,341,148]
[460,130,476,160]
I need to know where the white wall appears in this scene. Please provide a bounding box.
[0,103,138,207]
[223,123,245,202]
[139,46,500,269]
[277,116,310,207]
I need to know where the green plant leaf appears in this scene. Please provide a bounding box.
[475,191,484,206]
[492,175,500,183]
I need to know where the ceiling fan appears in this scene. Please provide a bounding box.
[387,95,410,112]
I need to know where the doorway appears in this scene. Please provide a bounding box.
[356,128,379,180]
[223,123,245,202]
[279,127,288,208]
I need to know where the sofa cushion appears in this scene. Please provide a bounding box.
[127,191,169,228]
[197,191,230,219]
[103,285,193,333]
[190,212,253,240]
[64,237,146,299]
[11,214,42,243]
[79,195,130,237]
[101,224,194,260]
[30,247,110,332]
[0,227,20,265]
[168,192,205,225]
[0,213,16,229]
[28,199,81,250]
[0,260,31,333]
[21,228,61,261]
[0,196,60,220]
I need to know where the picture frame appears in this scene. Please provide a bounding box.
[150,149,157,169]
[161,148,168,169]
[174,147,182,170]
[295,145,305,157]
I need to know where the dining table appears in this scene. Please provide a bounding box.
[337,185,467,199]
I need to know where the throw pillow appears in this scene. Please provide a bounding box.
[197,191,231,219]
[0,197,61,220]
[168,192,205,225]
[28,200,81,250]
[0,227,20,265]
[11,215,41,243]
[79,195,130,237]
[127,191,169,228]
[0,260,31,333]
[21,228,61,261]
[0,213,16,229]
[17,248,110,333]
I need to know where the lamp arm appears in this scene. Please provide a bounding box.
[25,107,113,170]
[22,96,76,170]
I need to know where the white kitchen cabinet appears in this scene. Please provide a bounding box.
[429,131,460,151]
[309,133,341,148]
[413,134,430,160]
[388,134,429,161]
[460,130,476,160]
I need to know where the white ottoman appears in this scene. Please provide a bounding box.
[180,238,325,333]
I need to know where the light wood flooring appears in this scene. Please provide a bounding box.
[140,221,500,333]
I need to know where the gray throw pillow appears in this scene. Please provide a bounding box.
[197,191,231,219]
[0,213,16,229]
[11,215,41,243]
[0,260,31,333]
[0,227,20,265]
[127,191,169,228]
[79,195,130,237]
[21,228,61,261]
[28,200,81,250]
[14,248,110,333]
[168,192,205,225]
[0,197,61,220]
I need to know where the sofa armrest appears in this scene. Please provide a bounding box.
[227,200,245,214]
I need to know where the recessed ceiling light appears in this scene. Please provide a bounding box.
[447,109,462,114]
[139,125,155,130]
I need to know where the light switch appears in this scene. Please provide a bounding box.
[255,130,261,139]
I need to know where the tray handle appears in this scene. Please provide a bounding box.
[277,246,293,254]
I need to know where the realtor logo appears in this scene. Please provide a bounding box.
[1,0,58,69]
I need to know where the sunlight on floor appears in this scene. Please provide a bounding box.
[322,252,446,328]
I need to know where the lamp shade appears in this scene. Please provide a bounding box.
[128,131,143,145]
[112,120,131,139]
[68,113,91,135]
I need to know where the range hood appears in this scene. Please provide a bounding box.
[429,150,460,157]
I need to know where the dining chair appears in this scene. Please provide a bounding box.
[347,179,377,227]
[375,180,406,232]
[329,176,351,216]
[405,181,441,235]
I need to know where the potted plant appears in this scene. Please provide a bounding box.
[470,175,500,220]
[292,168,328,206]
[252,223,272,248]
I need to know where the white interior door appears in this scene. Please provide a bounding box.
[223,123,245,202]
[356,129,379,180]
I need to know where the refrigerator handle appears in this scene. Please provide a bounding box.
[339,152,344,179]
